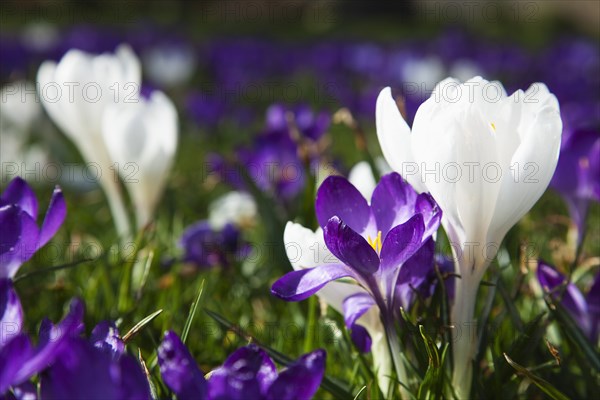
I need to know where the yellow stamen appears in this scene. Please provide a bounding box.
[491,122,496,131]
[367,231,382,253]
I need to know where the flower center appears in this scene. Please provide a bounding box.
[490,122,496,131]
[367,231,382,254]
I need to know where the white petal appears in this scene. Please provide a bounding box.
[348,161,376,202]
[102,91,178,228]
[208,192,257,229]
[375,87,426,192]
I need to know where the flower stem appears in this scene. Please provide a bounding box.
[101,175,131,241]
[383,315,410,399]
[450,276,480,399]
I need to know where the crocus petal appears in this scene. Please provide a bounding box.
[12,299,84,387]
[90,321,124,359]
[11,381,37,400]
[0,177,37,218]
[488,84,562,245]
[395,238,435,309]
[537,261,590,334]
[102,90,178,229]
[265,349,326,400]
[371,172,419,237]
[208,345,277,400]
[158,331,207,400]
[40,338,150,400]
[0,335,34,394]
[379,214,425,271]
[0,206,39,279]
[37,186,66,249]
[349,324,372,353]
[323,216,380,275]
[315,176,373,235]
[271,264,354,302]
[375,87,427,193]
[348,161,377,201]
[342,293,376,328]
[0,279,23,347]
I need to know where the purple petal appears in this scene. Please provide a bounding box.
[0,178,37,219]
[208,344,277,400]
[11,299,84,387]
[316,176,373,235]
[0,279,23,348]
[118,354,153,400]
[40,338,150,400]
[379,214,425,272]
[323,217,379,275]
[0,206,39,279]
[342,293,376,328]
[349,324,372,353]
[158,331,207,400]
[266,349,326,400]
[537,261,590,335]
[37,187,66,250]
[0,335,34,394]
[265,103,288,132]
[587,272,600,343]
[271,264,353,302]
[90,321,124,359]
[395,238,435,309]
[12,381,37,400]
[415,193,442,238]
[371,172,418,237]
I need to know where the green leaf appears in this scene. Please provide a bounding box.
[122,309,163,343]
[503,353,569,400]
[417,325,446,400]
[204,308,354,400]
[181,279,205,344]
[547,297,600,372]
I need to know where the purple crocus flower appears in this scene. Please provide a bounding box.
[0,291,84,394]
[180,221,249,269]
[551,103,600,244]
[272,172,440,393]
[537,261,599,343]
[272,172,441,322]
[265,103,331,142]
[1,177,66,279]
[40,336,150,400]
[239,131,306,199]
[158,330,326,400]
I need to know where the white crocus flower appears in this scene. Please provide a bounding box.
[102,91,178,229]
[143,44,196,88]
[1,81,41,131]
[376,77,562,399]
[208,191,257,230]
[37,45,141,238]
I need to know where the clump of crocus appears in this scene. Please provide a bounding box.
[38,45,178,237]
[158,330,326,400]
[179,221,250,269]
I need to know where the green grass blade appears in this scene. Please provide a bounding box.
[181,279,205,344]
[204,308,354,400]
[503,353,569,400]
